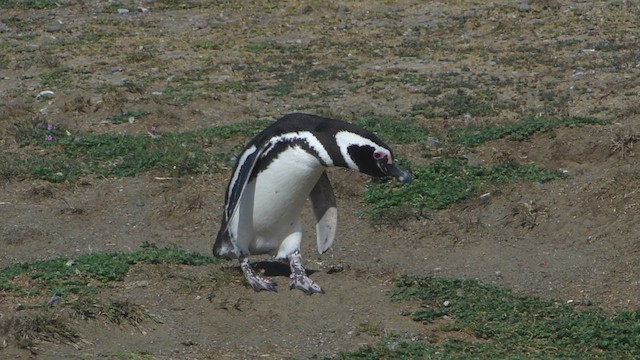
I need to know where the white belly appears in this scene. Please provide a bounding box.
[230,147,325,258]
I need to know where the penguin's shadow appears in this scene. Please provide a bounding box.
[248,261,318,277]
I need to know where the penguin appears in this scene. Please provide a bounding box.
[213,113,412,294]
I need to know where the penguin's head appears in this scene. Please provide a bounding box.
[336,131,412,183]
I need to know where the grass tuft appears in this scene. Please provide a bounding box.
[71,299,157,329]
[393,276,640,358]
[354,116,431,144]
[110,111,151,125]
[0,0,59,9]
[446,116,609,148]
[360,115,609,217]
[12,312,79,353]
[363,158,566,218]
[7,118,273,181]
[0,242,219,297]
[326,276,640,359]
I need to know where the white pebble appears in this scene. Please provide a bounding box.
[36,90,55,99]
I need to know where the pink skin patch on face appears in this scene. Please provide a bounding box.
[374,150,393,164]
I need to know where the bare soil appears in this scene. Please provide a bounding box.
[1,1,639,359]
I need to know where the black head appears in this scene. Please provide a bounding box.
[336,130,412,183]
[248,113,413,183]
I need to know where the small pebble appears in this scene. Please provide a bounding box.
[212,75,231,83]
[0,20,12,33]
[46,295,61,307]
[36,90,55,99]
[45,22,65,33]
[426,138,441,148]
[126,280,150,289]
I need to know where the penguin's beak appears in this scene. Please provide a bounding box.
[382,162,413,183]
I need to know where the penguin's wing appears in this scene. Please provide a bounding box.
[309,171,338,254]
[223,144,264,230]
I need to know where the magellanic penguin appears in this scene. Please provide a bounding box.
[213,113,412,294]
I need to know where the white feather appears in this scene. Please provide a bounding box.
[335,131,391,170]
[229,146,325,259]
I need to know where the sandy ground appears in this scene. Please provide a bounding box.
[1,1,639,358]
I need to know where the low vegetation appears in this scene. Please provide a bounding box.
[1,118,272,182]
[363,158,566,218]
[0,242,218,297]
[325,276,640,359]
[362,115,608,218]
[0,243,216,353]
[3,115,608,218]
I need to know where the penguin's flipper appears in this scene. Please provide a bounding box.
[309,171,337,254]
[222,144,265,234]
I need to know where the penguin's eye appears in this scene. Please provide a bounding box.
[373,151,392,164]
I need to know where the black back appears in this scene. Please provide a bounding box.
[248,113,392,170]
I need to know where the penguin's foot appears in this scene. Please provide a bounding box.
[288,251,324,295]
[240,257,277,292]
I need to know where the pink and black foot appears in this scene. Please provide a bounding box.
[288,251,324,295]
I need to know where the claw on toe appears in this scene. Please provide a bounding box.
[288,250,324,295]
[248,278,278,293]
[240,256,278,293]
[289,272,324,295]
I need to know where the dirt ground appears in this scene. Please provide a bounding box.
[1,1,640,359]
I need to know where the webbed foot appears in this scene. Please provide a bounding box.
[240,257,278,292]
[288,251,324,295]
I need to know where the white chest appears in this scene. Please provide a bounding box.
[230,146,326,254]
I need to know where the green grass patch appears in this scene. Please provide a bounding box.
[0,0,58,9]
[446,116,610,147]
[162,83,201,104]
[0,242,219,297]
[341,276,640,359]
[412,90,502,118]
[364,158,565,218]
[7,118,272,181]
[328,276,640,359]
[245,43,272,54]
[40,68,73,89]
[359,115,608,217]
[268,73,299,97]
[354,116,431,144]
[352,115,608,147]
